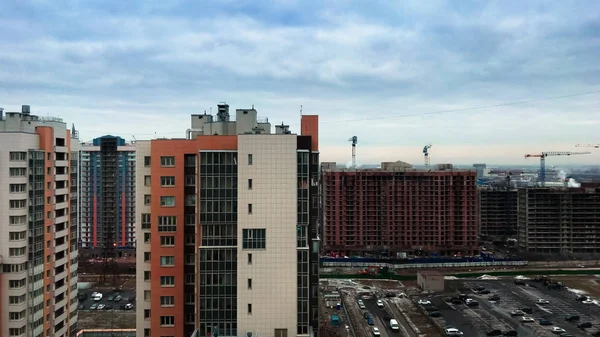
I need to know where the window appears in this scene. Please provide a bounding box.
[248,154,253,165]
[9,200,26,209]
[9,278,26,289]
[248,203,252,214]
[185,175,196,186]
[248,179,253,189]
[160,196,175,207]
[9,152,26,161]
[9,216,26,225]
[248,253,252,265]
[144,175,151,186]
[9,294,26,304]
[9,310,26,320]
[158,216,177,232]
[242,229,266,249]
[275,329,288,337]
[185,254,195,265]
[9,184,26,193]
[160,276,175,286]
[144,156,151,166]
[160,176,175,186]
[160,256,175,267]
[141,213,151,229]
[160,316,175,326]
[144,194,151,205]
[144,252,151,262]
[144,271,151,281]
[160,236,175,246]
[9,327,26,336]
[9,247,26,257]
[9,168,26,176]
[247,303,252,314]
[160,296,175,307]
[144,233,151,243]
[160,156,175,167]
[144,290,151,301]
[185,195,196,206]
[144,309,151,319]
[9,231,26,241]
[248,278,252,289]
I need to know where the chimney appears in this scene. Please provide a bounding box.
[22,105,30,115]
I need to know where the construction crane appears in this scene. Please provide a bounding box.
[348,136,358,168]
[524,151,591,186]
[576,144,600,148]
[423,143,432,167]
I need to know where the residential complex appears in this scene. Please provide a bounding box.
[517,184,600,254]
[0,106,79,337]
[321,162,479,257]
[136,103,320,337]
[78,136,136,256]
[478,187,518,240]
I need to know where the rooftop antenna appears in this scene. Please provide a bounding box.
[348,136,358,168]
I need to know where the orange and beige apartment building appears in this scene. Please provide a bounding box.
[136,103,321,337]
[0,105,79,337]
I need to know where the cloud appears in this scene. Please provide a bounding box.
[0,0,599,164]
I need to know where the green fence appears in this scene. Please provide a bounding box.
[320,269,600,281]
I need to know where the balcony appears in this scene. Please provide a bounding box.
[55,146,67,153]
[55,160,69,168]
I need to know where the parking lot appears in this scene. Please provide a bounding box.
[78,288,136,311]
[435,278,600,337]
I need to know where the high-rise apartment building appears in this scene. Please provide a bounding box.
[321,162,479,256]
[79,136,136,255]
[0,105,79,337]
[478,187,518,240]
[517,184,600,254]
[136,103,320,337]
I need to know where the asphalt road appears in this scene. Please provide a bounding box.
[429,296,481,337]
[363,298,396,337]
[78,289,136,311]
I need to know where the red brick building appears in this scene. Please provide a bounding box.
[321,162,479,256]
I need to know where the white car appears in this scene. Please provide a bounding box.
[582,299,594,304]
[551,327,566,334]
[521,317,534,323]
[125,303,134,310]
[93,293,103,301]
[372,327,381,336]
[444,328,464,336]
[376,300,384,308]
[418,299,431,305]
[358,300,366,309]
[537,299,550,305]
[97,304,105,310]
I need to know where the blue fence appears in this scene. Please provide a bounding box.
[320,256,523,265]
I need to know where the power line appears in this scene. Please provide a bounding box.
[321,90,600,124]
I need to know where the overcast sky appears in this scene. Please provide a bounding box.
[1,0,599,166]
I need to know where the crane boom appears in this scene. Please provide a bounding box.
[576,144,600,148]
[524,151,591,186]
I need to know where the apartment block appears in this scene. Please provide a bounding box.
[136,103,320,337]
[478,187,518,240]
[79,136,136,255]
[321,162,479,256]
[0,105,79,337]
[517,184,600,254]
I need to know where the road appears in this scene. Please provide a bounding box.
[363,298,405,337]
[78,288,136,311]
[430,296,481,337]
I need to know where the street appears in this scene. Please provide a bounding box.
[78,288,136,311]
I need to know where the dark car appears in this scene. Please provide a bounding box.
[520,307,533,314]
[488,295,500,301]
[367,316,374,325]
[77,293,88,301]
[363,312,370,319]
[575,295,587,301]
[385,292,396,298]
[114,295,123,302]
[104,304,114,310]
[479,289,491,294]
[539,318,553,326]
[486,329,502,336]
[577,322,592,329]
[591,331,600,337]
[565,315,580,322]
[423,305,439,312]
[429,311,442,317]
[514,280,526,286]
[503,330,517,336]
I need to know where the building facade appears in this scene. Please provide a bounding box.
[478,187,518,241]
[79,136,136,255]
[0,105,79,337]
[321,162,479,257]
[136,103,320,337]
[517,184,600,254]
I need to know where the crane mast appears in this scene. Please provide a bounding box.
[348,136,358,168]
[423,143,432,167]
[524,151,591,186]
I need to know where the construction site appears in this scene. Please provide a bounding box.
[320,160,479,257]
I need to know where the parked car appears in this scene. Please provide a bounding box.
[582,299,594,304]
[537,299,550,305]
[488,294,500,301]
[376,299,384,308]
[90,303,98,310]
[565,315,580,322]
[521,317,535,323]
[551,327,566,334]
[539,318,553,326]
[510,310,525,316]
[114,295,123,302]
[444,328,464,336]
[577,322,592,329]
[97,304,105,310]
[429,311,442,317]
[372,327,381,336]
[418,299,431,305]
[358,300,366,309]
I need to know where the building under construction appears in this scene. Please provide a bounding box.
[321,161,479,257]
[478,187,518,241]
[517,183,600,255]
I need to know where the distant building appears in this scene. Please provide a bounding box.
[0,105,79,337]
[321,162,479,257]
[478,187,518,240]
[473,163,487,180]
[417,270,445,292]
[79,136,136,256]
[517,184,600,254]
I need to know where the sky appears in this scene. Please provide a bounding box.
[1,0,599,166]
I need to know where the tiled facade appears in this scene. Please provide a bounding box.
[79,136,136,251]
[0,106,79,337]
[136,103,319,337]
